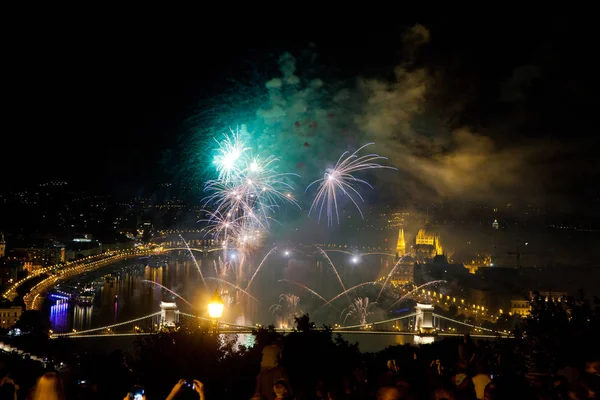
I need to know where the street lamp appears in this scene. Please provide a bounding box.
[208,289,224,333]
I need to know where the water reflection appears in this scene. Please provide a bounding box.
[50,300,69,332]
[46,259,205,333]
[73,305,93,331]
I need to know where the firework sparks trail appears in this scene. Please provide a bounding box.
[206,277,265,308]
[141,280,195,309]
[282,293,300,315]
[376,255,410,302]
[316,247,349,302]
[179,235,208,288]
[227,251,248,289]
[245,246,278,292]
[386,280,447,310]
[278,279,328,303]
[213,257,231,278]
[271,293,302,328]
[270,293,301,316]
[306,143,396,225]
[342,297,376,325]
[319,281,382,310]
[221,292,235,307]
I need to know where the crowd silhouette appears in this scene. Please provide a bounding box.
[0,294,598,399]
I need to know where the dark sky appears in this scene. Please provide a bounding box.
[4,16,597,205]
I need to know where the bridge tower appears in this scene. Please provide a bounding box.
[160,302,179,327]
[414,302,436,344]
[415,302,434,333]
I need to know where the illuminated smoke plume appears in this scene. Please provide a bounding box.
[188,24,562,207]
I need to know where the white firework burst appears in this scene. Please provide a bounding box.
[306,143,395,225]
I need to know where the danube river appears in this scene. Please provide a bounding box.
[44,257,204,334]
[41,255,413,352]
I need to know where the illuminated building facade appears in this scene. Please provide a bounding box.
[388,260,415,285]
[0,306,22,329]
[511,299,530,317]
[396,228,406,257]
[463,253,492,274]
[413,225,443,261]
[510,291,568,317]
[11,244,65,268]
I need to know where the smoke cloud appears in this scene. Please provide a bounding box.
[193,24,570,205]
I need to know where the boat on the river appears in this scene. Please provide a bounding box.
[74,284,95,305]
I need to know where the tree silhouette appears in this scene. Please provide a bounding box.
[294,313,315,333]
[13,310,48,335]
[520,291,600,372]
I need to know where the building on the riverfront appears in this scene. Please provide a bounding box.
[0,306,22,329]
[8,243,65,271]
[461,252,492,274]
[65,236,135,259]
[510,291,569,317]
[511,299,530,317]
[389,260,416,285]
[101,240,135,253]
[413,224,443,262]
[0,259,23,286]
[65,241,102,260]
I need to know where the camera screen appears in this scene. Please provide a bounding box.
[132,388,144,400]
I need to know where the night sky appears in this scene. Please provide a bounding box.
[4,16,597,207]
